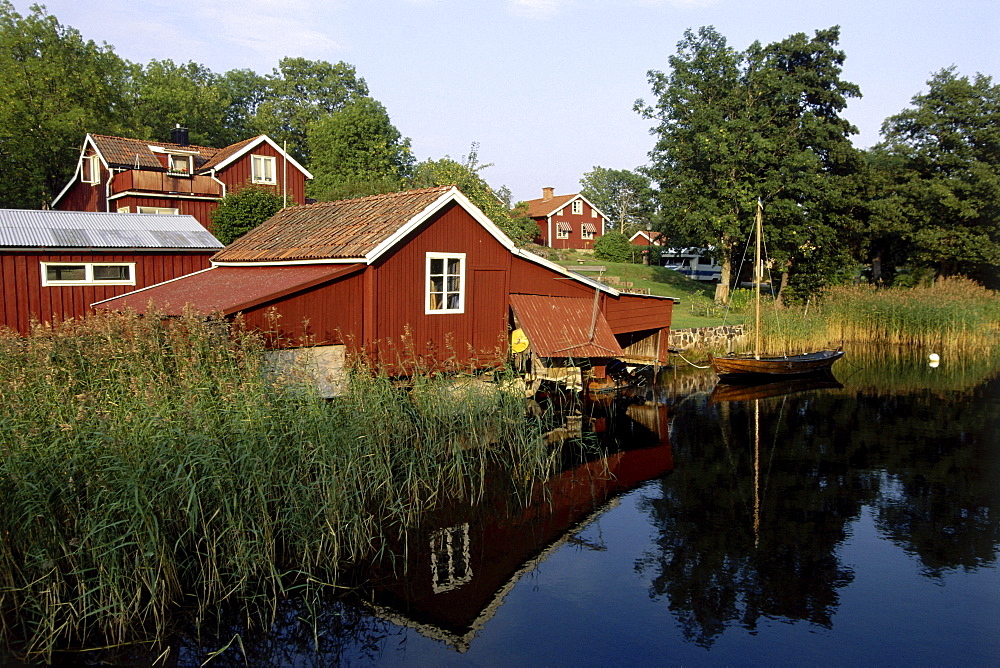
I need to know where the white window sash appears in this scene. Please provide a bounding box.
[425,252,465,314]
[41,262,136,287]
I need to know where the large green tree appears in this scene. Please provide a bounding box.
[579,166,657,235]
[307,97,414,202]
[0,1,128,208]
[869,68,1000,284]
[209,184,287,245]
[637,26,864,302]
[252,57,370,164]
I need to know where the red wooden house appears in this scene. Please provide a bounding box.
[95,186,675,387]
[1,208,222,335]
[629,230,665,246]
[522,187,607,250]
[51,126,312,232]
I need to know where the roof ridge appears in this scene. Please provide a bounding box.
[88,133,220,152]
[305,184,454,208]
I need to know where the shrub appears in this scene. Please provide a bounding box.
[593,230,633,263]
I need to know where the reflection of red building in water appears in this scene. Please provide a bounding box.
[365,397,673,651]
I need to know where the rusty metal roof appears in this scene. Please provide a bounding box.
[510,293,624,359]
[0,209,222,249]
[213,186,455,263]
[93,264,363,315]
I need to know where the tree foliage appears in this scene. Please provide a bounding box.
[593,230,634,263]
[579,166,656,235]
[307,97,414,202]
[0,1,127,207]
[868,68,1000,284]
[209,185,287,245]
[637,26,864,302]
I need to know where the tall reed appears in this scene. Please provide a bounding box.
[0,310,552,660]
[740,277,1000,355]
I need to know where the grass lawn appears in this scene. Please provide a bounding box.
[538,247,742,329]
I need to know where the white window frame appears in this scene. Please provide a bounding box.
[252,154,277,184]
[556,222,570,240]
[137,206,179,215]
[82,155,100,184]
[167,153,193,176]
[41,262,136,287]
[425,252,465,314]
[430,523,473,593]
[117,206,131,214]
[572,200,583,215]
[581,224,595,240]
[591,208,598,218]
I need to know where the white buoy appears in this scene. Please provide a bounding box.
[929,352,940,368]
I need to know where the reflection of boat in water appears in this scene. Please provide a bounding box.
[709,200,844,381]
[709,374,842,404]
[363,399,673,652]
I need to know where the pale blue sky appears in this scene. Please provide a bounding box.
[14,0,999,202]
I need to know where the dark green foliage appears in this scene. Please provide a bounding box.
[867,68,1000,284]
[307,97,414,202]
[593,230,634,262]
[637,26,865,301]
[209,185,287,244]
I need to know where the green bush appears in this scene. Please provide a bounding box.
[210,184,288,244]
[593,230,633,262]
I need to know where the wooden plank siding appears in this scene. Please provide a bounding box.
[602,294,673,334]
[0,251,214,335]
[216,144,306,208]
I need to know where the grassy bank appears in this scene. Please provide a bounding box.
[0,311,555,659]
[753,277,1000,355]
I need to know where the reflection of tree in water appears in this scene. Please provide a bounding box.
[866,377,1000,577]
[638,370,1000,647]
[637,392,862,647]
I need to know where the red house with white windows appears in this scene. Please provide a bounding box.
[51,126,312,233]
[95,186,675,391]
[0,209,222,335]
[522,188,607,250]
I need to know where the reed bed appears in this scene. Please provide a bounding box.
[741,277,1000,356]
[0,311,553,660]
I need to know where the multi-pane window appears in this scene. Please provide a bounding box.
[426,253,465,313]
[41,262,135,286]
[137,207,179,215]
[430,523,473,593]
[556,222,571,239]
[82,155,100,184]
[252,154,276,184]
[572,200,583,215]
[168,153,192,175]
[581,223,596,240]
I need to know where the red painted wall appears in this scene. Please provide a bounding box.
[216,144,307,208]
[1,250,215,335]
[533,198,606,250]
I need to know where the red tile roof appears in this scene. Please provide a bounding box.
[93,264,363,315]
[522,193,579,219]
[213,186,455,263]
[510,294,624,359]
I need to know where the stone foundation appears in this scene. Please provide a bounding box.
[669,324,746,352]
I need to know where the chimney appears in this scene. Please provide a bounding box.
[542,186,554,200]
[170,124,189,146]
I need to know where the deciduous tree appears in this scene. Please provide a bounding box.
[209,185,287,245]
[579,166,656,235]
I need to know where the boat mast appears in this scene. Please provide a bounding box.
[754,199,763,360]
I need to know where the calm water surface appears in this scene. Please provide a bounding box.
[183,349,1000,665]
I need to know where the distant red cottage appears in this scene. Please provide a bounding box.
[96,187,676,392]
[51,126,312,233]
[630,230,666,246]
[522,187,607,250]
[0,208,222,335]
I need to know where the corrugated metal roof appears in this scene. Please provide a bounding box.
[510,294,624,359]
[213,186,454,263]
[94,264,363,315]
[0,209,223,249]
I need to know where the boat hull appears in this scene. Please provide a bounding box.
[708,349,844,382]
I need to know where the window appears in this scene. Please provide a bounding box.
[426,253,465,313]
[137,207,179,215]
[167,153,192,176]
[82,155,100,184]
[591,208,598,218]
[117,206,131,213]
[252,154,276,184]
[430,523,473,593]
[572,200,583,215]
[556,221,571,239]
[581,222,596,240]
[41,262,135,286]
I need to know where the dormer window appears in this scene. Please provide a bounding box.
[252,154,276,184]
[167,153,192,176]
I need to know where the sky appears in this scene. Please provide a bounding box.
[11,0,999,203]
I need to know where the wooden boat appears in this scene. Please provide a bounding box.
[709,374,842,404]
[709,199,844,381]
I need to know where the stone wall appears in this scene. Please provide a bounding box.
[669,324,746,352]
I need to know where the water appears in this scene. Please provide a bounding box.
[68,350,1000,665]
